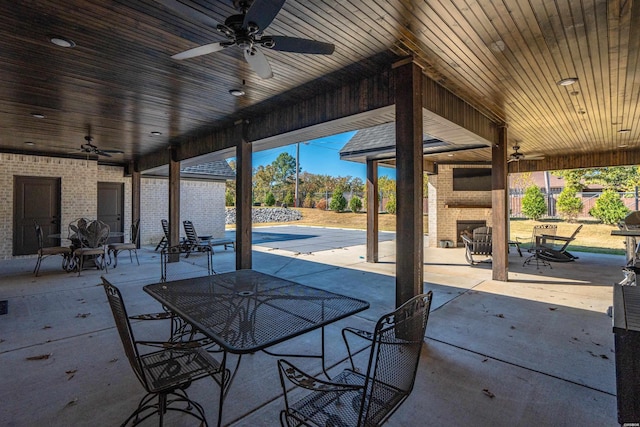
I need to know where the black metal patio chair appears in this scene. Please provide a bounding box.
[155,219,169,251]
[108,218,140,268]
[278,291,433,427]
[33,222,71,276]
[101,277,228,426]
[71,219,110,276]
[182,220,213,258]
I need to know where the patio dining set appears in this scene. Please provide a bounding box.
[33,217,139,277]
[101,269,434,426]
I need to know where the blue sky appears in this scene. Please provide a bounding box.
[250,131,396,180]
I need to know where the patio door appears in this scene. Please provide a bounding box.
[13,176,62,256]
[98,182,124,244]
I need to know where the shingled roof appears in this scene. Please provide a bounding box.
[339,122,488,164]
[181,160,236,180]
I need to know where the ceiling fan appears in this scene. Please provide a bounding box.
[508,145,544,163]
[157,0,335,79]
[78,135,124,157]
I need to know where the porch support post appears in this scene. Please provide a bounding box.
[131,162,141,249]
[236,121,252,270]
[366,159,379,263]
[168,147,180,262]
[492,125,509,281]
[394,58,424,307]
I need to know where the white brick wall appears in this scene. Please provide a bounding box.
[428,164,492,247]
[0,153,226,259]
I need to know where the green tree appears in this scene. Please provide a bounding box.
[225,189,235,206]
[329,186,347,212]
[385,193,397,214]
[349,195,362,212]
[273,152,298,188]
[521,185,546,220]
[264,191,276,207]
[589,189,629,224]
[556,186,583,222]
[283,191,294,207]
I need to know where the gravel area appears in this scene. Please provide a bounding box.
[225,207,302,224]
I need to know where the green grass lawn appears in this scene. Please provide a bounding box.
[509,219,625,255]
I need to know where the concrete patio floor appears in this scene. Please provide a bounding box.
[0,225,623,426]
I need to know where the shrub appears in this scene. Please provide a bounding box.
[385,194,396,214]
[283,191,294,207]
[589,189,629,224]
[349,196,362,213]
[264,191,276,207]
[329,191,347,212]
[556,186,583,222]
[521,185,546,220]
[225,189,235,206]
[303,193,314,208]
[315,198,327,210]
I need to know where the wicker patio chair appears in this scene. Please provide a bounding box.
[71,219,110,276]
[108,219,140,268]
[101,277,227,426]
[33,222,71,276]
[278,292,433,427]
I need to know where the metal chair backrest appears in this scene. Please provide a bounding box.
[76,220,110,248]
[471,226,492,254]
[359,292,432,426]
[130,218,140,245]
[161,219,170,240]
[101,277,147,389]
[34,222,45,251]
[183,220,199,244]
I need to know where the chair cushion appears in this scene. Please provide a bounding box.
[108,243,136,250]
[39,246,71,256]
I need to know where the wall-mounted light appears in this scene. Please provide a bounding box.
[229,89,245,96]
[557,77,578,86]
[49,36,76,48]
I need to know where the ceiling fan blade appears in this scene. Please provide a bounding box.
[244,48,273,79]
[172,42,225,60]
[100,149,124,154]
[154,0,220,28]
[243,0,286,31]
[269,36,335,54]
[97,151,113,158]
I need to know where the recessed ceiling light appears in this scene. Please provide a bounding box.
[49,36,76,48]
[619,129,631,133]
[619,144,629,148]
[447,154,454,157]
[577,109,586,115]
[489,40,505,52]
[150,131,162,136]
[31,113,45,119]
[24,141,35,146]
[229,89,245,96]
[557,77,578,86]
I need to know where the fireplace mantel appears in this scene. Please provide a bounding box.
[444,204,491,209]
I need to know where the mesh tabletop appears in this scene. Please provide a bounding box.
[143,269,370,353]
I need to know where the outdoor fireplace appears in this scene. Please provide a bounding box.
[457,220,486,245]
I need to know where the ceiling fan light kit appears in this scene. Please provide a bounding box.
[159,0,335,79]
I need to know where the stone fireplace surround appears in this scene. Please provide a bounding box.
[427,164,492,248]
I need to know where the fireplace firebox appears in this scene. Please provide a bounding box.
[457,220,487,245]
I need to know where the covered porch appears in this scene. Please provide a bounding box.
[0,226,619,426]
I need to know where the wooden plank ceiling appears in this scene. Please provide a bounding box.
[0,0,639,170]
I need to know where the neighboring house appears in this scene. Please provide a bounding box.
[0,153,234,260]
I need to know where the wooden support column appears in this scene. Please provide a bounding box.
[236,121,252,270]
[168,147,180,262]
[394,59,424,307]
[366,159,379,263]
[492,125,509,281]
[131,162,141,249]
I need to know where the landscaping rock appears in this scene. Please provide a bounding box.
[225,207,302,224]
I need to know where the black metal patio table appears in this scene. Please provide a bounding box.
[143,269,370,426]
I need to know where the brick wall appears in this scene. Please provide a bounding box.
[0,153,226,259]
[427,164,492,247]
